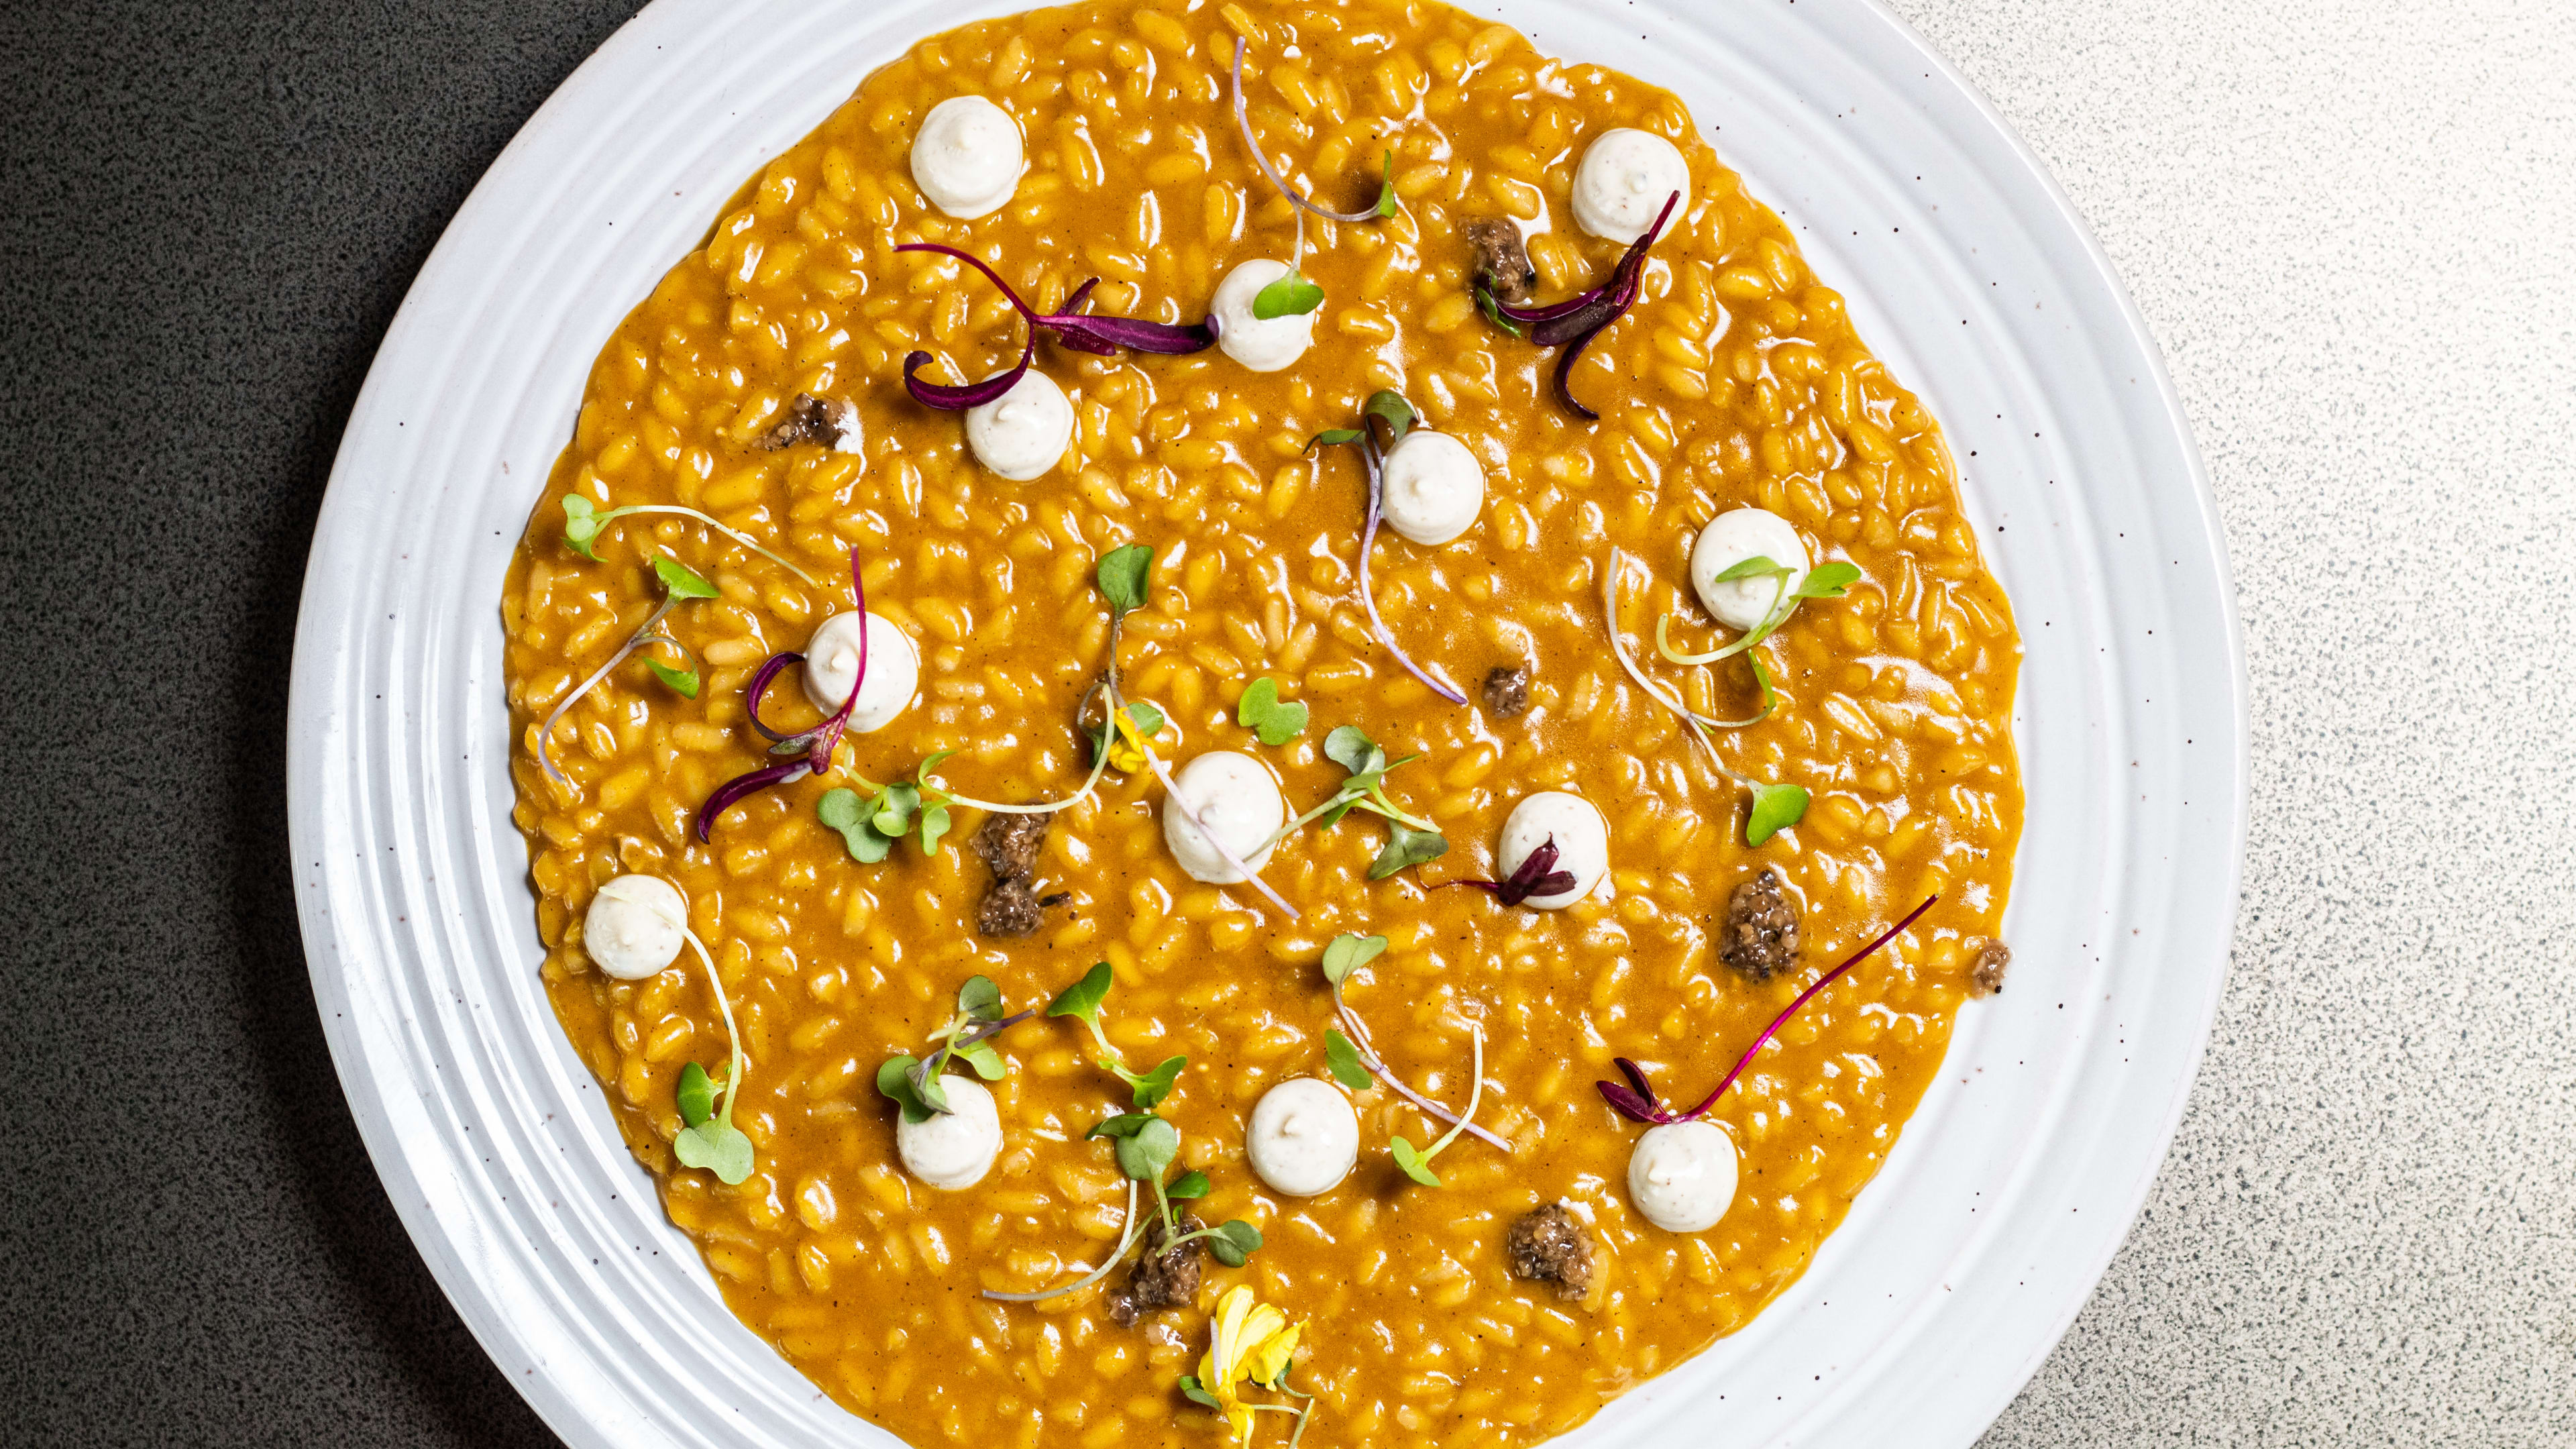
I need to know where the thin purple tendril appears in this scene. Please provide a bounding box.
[695,550,867,841]
[1481,190,1682,421]
[893,243,1215,411]
[1598,894,1939,1124]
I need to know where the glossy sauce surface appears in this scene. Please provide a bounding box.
[501,1,2025,1444]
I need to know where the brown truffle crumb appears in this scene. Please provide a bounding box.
[1968,938,2012,998]
[1107,1214,1203,1326]
[759,392,845,451]
[1481,665,1532,718]
[1505,1202,1593,1299]
[969,812,1059,938]
[1718,867,1801,982]
[1464,218,1537,303]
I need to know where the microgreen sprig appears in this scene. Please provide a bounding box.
[1434,833,1577,907]
[894,246,1216,411]
[694,548,870,840]
[1234,678,1308,746]
[656,906,753,1185]
[876,975,1033,1124]
[1307,390,1469,705]
[1095,546,1300,919]
[1476,189,1680,420]
[1599,894,1938,1124]
[1047,961,1189,1111]
[533,555,718,786]
[1232,36,1400,323]
[559,494,820,586]
[1261,725,1446,880]
[1388,1023,1485,1189]
[817,750,959,863]
[1087,1114,1259,1263]
[1319,933,1508,1150]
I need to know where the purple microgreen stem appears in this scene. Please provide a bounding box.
[893,243,1216,372]
[1597,894,1938,1125]
[1483,191,1680,419]
[1329,964,1510,1151]
[1232,38,1393,225]
[694,549,868,841]
[1436,835,1576,906]
[902,334,1034,411]
[1311,400,1468,704]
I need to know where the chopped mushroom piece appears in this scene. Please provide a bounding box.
[1717,867,1801,982]
[760,392,847,451]
[1464,218,1537,303]
[1968,938,2012,998]
[1505,1201,1594,1299]
[1482,664,1532,719]
[1107,1214,1203,1326]
[969,812,1059,938]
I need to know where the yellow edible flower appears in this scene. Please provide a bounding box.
[1195,1285,1305,1444]
[1105,704,1158,773]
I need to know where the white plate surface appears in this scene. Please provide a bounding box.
[286,1,2247,1444]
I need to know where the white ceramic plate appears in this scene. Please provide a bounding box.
[287,0,2246,1444]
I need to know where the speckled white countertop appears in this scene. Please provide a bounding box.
[1870,1,2576,1442]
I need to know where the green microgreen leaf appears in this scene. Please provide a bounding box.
[1167,1169,1210,1201]
[643,658,700,698]
[1236,678,1309,746]
[1320,933,1387,987]
[1368,821,1448,879]
[1305,427,1364,451]
[875,1055,948,1124]
[1179,1376,1222,1409]
[1711,554,1788,584]
[1206,1219,1263,1268]
[1088,1113,1156,1139]
[1109,1116,1180,1181]
[1745,782,1811,847]
[1252,269,1326,319]
[560,494,604,559]
[957,975,1004,1023]
[1748,653,1778,714]
[676,1062,718,1127]
[871,780,921,837]
[1794,561,1862,599]
[1359,390,1415,449]
[1323,724,1384,777]
[1387,1134,1442,1188]
[1373,149,1399,217]
[918,802,952,857]
[672,1120,754,1185]
[1124,1054,1187,1112]
[651,555,719,600]
[1048,961,1115,1023]
[1097,544,1154,614]
[1474,284,1523,339]
[955,1039,1006,1081]
[1324,1029,1373,1091]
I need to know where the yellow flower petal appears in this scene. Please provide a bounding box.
[1244,1318,1302,1389]
[1106,705,1153,773]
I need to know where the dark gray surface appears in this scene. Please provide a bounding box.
[0,3,641,1443]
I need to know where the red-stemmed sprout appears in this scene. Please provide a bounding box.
[692,548,869,841]
[894,244,1216,411]
[1598,894,1939,1124]
[1307,390,1469,705]
[1479,190,1681,421]
[1435,835,1578,907]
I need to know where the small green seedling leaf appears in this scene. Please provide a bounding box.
[1305,427,1364,451]
[1097,544,1155,614]
[1744,782,1811,847]
[673,1120,754,1185]
[1711,554,1786,584]
[1474,284,1524,339]
[955,1039,1006,1081]
[1373,149,1399,217]
[875,1055,947,1124]
[1088,1113,1157,1140]
[1252,269,1325,319]
[1236,678,1309,745]
[1387,1134,1441,1188]
[1166,1170,1211,1201]
[1206,1219,1263,1268]
[1358,390,1415,449]
[675,1062,717,1128]
[561,494,604,559]
[1794,561,1862,600]
[1112,1116,1180,1181]
[819,788,893,862]
[1126,1054,1187,1112]
[1323,724,1383,777]
[1749,653,1778,714]
[651,555,719,600]
[1368,822,1448,880]
[1324,1030,1373,1091]
[957,975,1004,1023]
[1320,933,1387,987]
[872,781,921,837]
[644,659,700,698]
[1179,1376,1221,1409]
[1049,961,1115,1023]
[918,802,951,857]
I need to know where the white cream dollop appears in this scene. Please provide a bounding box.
[1210,259,1318,373]
[1245,1077,1360,1197]
[1571,127,1692,244]
[1161,750,1287,885]
[583,875,688,980]
[896,1075,1004,1190]
[908,95,1024,219]
[1495,792,1610,910]
[802,610,920,734]
[1378,430,1485,545]
[1689,507,1811,632]
[963,368,1073,480]
[1627,1119,1739,1232]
